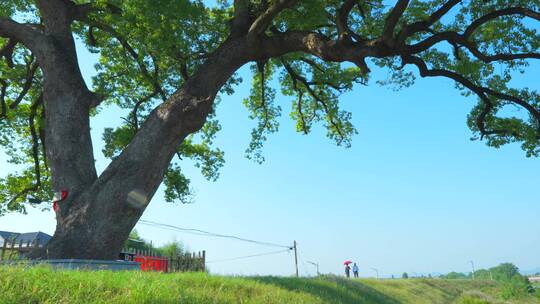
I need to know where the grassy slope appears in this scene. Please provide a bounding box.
[0,267,538,304]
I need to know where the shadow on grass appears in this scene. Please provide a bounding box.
[251,276,403,304]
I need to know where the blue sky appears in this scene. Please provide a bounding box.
[1,37,540,277]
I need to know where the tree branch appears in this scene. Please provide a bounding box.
[0,79,7,118]
[29,93,44,189]
[92,37,252,217]
[0,18,42,49]
[248,0,298,38]
[263,30,372,75]
[131,90,159,131]
[6,92,46,209]
[70,1,122,22]
[296,90,308,134]
[281,60,309,134]
[255,60,270,130]
[382,0,409,45]
[464,7,540,39]
[38,109,48,170]
[299,57,325,73]
[403,55,540,137]
[406,29,540,64]
[10,60,39,109]
[281,59,346,142]
[231,0,252,37]
[403,6,540,56]
[397,0,462,43]
[336,0,365,42]
[0,39,17,68]
[88,22,167,101]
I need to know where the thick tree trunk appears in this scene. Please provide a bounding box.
[44,197,138,260]
[34,33,317,259]
[38,38,252,259]
[44,180,151,259]
[41,90,216,259]
[21,1,341,260]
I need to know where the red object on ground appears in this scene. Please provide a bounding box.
[135,255,169,272]
[344,260,353,265]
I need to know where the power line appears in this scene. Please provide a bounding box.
[206,249,291,263]
[299,255,311,277]
[138,219,298,274]
[138,219,292,249]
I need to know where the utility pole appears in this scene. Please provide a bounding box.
[470,260,476,280]
[370,267,379,279]
[293,241,299,277]
[307,261,320,276]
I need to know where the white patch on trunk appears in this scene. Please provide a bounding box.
[126,189,148,209]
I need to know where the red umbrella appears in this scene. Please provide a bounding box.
[344,260,353,265]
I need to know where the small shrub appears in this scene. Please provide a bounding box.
[458,291,493,304]
[500,275,531,300]
[458,296,491,304]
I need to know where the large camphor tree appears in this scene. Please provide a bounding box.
[0,0,539,259]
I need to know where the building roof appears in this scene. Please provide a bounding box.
[18,232,52,244]
[0,231,52,245]
[0,231,19,240]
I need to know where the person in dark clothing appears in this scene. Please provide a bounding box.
[345,264,351,278]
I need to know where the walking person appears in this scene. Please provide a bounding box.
[353,263,359,278]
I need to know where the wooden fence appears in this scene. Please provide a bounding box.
[121,247,206,273]
[0,240,206,273]
[0,237,42,261]
[169,251,206,273]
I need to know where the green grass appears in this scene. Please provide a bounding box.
[0,266,538,304]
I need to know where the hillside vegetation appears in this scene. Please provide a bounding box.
[0,266,538,304]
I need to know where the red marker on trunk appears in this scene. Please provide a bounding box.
[52,190,68,212]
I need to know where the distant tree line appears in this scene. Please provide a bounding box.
[440,263,535,300]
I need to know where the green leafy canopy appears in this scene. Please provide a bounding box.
[1,0,540,214]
